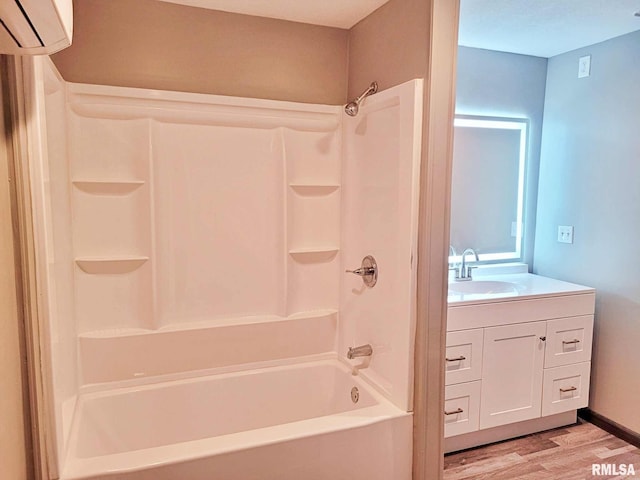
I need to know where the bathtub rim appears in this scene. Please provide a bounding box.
[62,357,410,480]
[77,351,403,407]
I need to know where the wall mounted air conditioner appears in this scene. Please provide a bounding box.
[0,0,73,55]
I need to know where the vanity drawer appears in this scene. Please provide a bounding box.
[444,380,481,438]
[542,362,590,416]
[544,315,593,368]
[445,328,483,385]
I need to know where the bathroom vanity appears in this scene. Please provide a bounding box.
[444,268,595,453]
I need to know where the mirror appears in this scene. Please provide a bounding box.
[449,115,527,262]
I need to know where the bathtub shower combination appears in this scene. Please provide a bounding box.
[30,57,423,479]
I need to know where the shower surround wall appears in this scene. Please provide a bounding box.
[69,83,343,382]
[341,83,422,410]
[33,58,422,477]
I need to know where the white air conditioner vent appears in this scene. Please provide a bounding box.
[0,0,72,55]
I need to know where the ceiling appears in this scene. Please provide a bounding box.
[156,0,390,29]
[459,0,640,58]
[157,0,640,57]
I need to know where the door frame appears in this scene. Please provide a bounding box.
[3,55,58,480]
[412,0,460,478]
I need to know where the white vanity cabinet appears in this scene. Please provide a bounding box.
[444,273,595,450]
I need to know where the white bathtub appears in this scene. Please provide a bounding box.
[62,359,412,480]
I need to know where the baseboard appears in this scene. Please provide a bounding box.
[579,408,640,449]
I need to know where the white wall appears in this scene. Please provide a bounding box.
[455,47,547,266]
[534,30,640,434]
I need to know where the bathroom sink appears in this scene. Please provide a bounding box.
[447,272,596,305]
[448,280,519,295]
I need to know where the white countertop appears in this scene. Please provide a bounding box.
[448,272,595,306]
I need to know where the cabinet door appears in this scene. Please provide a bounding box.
[480,321,547,429]
[445,329,483,386]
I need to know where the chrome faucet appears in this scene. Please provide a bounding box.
[458,248,479,281]
[347,344,373,359]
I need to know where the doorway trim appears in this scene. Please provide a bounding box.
[3,55,58,480]
[412,0,460,478]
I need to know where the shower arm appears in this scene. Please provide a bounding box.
[353,82,378,106]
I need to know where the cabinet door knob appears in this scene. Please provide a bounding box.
[539,336,546,341]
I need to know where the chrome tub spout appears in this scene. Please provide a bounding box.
[347,344,373,359]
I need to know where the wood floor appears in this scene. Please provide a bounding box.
[444,419,640,479]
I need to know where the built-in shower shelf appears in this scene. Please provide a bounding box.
[288,248,339,262]
[75,256,149,274]
[72,180,145,195]
[289,184,340,196]
[79,327,152,339]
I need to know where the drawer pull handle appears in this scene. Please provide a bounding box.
[559,386,577,393]
[444,408,464,415]
[562,339,580,345]
[445,355,466,362]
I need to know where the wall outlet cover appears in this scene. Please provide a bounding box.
[558,225,574,244]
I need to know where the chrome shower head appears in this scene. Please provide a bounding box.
[344,81,378,117]
[345,101,360,116]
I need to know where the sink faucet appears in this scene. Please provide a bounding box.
[347,344,373,359]
[458,248,479,281]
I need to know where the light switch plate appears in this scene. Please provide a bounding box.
[578,55,591,78]
[558,225,574,244]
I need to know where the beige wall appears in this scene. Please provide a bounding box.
[0,62,29,480]
[348,0,430,98]
[51,0,349,104]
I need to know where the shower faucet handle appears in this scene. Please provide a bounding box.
[345,255,378,288]
[346,267,375,276]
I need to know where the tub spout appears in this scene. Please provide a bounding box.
[347,344,373,359]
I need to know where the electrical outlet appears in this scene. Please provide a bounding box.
[558,225,574,244]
